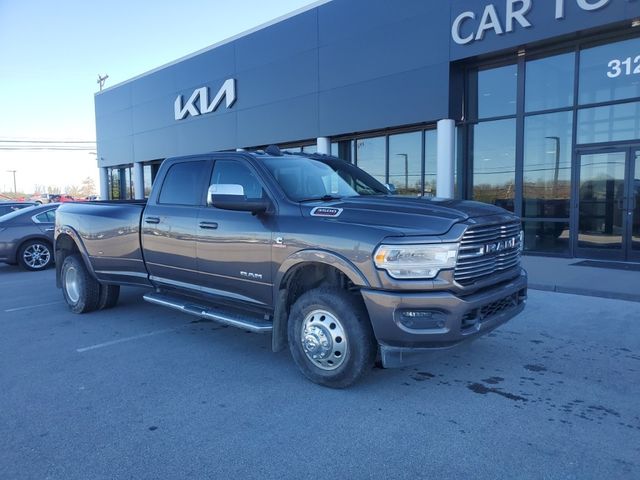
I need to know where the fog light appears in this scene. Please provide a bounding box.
[397,310,447,330]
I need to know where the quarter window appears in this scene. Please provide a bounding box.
[34,210,56,223]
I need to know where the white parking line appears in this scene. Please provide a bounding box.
[76,328,178,353]
[4,301,65,313]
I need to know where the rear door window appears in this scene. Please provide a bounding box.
[158,161,208,205]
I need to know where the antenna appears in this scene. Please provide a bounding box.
[97,74,109,91]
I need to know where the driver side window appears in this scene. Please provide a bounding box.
[210,160,265,201]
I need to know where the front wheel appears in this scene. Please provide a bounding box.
[288,287,377,388]
[61,254,100,313]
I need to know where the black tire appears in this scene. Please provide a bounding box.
[288,287,377,388]
[61,254,100,314]
[18,239,53,271]
[97,284,120,310]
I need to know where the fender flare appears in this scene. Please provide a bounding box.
[271,250,371,353]
[55,225,98,287]
[275,249,370,291]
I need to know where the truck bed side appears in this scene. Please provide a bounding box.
[55,201,152,287]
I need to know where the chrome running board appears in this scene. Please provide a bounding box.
[143,292,273,334]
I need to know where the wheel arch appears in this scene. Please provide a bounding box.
[55,227,96,288]
[271,250,371,353]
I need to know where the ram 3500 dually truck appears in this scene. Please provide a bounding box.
[55,149,527,388]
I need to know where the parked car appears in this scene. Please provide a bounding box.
[31,193,57,204]
[55,150,526,387]
[0,204,59,270]
[0,202,37,217]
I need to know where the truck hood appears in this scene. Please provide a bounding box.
[301,196,512,236]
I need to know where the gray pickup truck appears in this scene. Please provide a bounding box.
[55,149,527,387]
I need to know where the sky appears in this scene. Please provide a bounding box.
[0,0,319,194]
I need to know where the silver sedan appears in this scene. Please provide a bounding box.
[0,204,59,271]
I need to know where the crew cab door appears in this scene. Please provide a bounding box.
[142,159,209,290]
[196,159,274,306]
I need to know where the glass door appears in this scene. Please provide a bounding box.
[631,150,640,261]
[575,147,640,261]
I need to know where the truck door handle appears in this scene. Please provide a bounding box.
[199,221,218,230]
[145,217,160,224]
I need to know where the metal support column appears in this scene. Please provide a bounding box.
[437,119,456,199]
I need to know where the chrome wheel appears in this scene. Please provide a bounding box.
[22,243,51,269]
[64,265,80,303]
[301,309,347,371]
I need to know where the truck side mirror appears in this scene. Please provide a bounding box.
[208,184,269,214]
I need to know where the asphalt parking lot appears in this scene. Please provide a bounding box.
[1,264,639,479]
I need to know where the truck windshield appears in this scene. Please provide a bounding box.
[262,156,388,202]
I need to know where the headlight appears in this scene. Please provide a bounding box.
[374,243,459,279]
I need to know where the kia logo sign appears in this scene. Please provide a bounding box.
[174,78,236,121]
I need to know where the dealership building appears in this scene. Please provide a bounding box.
[95,0,640,261]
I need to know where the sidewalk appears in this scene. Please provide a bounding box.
[521,255,640,302]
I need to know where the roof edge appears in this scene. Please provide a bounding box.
[95,0,332,96]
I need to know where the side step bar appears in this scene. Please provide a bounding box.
[143,292,273,334]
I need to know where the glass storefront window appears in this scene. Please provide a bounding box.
[472,119,516,211]
[424,130,437,197]
[523,112,573,218]
[143,164,153,198]
[523,220,571,254]
[469,64,518,119]
[577,101,640,144]
[388,131,422,196]
[525,52,575,112]
[356,136,386,184]
[579,37,640,105]
[302,145,317,154]
[110,168,120,200]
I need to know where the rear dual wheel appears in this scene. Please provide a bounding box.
[61,254,119,313]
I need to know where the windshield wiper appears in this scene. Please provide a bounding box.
[298,195,343,203]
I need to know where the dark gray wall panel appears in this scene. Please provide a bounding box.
[95,108,133,142]
[450,0,639,60]
[235,9,318,71]
[319,64,449,136]
[131,69,176,105]
[317,0,444,46]
[98,136,134,167]
[174,44,236,91]
[132,95,176,134]
[176,111,238,154]
[133,128,179,162]
[94,84,131,117]
[235,50,319,109]
[237,94,318,147]
[319,13,449,91]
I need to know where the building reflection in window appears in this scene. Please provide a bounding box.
[389,131,422,196]
[471,119,516,211]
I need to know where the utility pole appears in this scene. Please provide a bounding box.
[6,170,16,193]
[97,74,109,92]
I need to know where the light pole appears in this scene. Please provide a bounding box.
[6,170,16,193]
[395,153,409,190]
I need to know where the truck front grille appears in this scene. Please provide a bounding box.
[454,220,522,286]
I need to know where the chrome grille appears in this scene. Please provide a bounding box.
[454,221,522,286]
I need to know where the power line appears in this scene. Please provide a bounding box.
[0,139,95,144]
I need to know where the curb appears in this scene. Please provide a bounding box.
[528,283,640,303]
